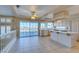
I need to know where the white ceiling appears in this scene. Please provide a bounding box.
[13,5,59,18]
[0,5,76,19]
[0,5,14,16]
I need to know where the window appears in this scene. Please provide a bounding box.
[47,23,53,29]
[1,26,6,34]
[40,23,46,29]
[0,17,12,35]
[1,18,5,23]
[40,22,53,29]
[6,26,11,33]
[6,18,12,23]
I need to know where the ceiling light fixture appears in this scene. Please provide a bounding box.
[31,11,39,20]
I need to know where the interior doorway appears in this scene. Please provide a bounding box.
[20,21,39,37]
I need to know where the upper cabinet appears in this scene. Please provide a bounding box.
[53,10,69,21]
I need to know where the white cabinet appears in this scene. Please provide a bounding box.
[50,31,78,48]
[51,32,58,41]
[61,34,72,47]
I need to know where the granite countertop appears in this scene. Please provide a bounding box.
[49,30,78,35]
[40,28,78,34]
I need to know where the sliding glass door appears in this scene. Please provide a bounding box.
[29,22,38,36]
[20,22,29,37]
[20,21,38,37]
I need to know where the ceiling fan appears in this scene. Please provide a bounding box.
[31,11,39,20]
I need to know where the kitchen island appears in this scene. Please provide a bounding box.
[50,30,79,48]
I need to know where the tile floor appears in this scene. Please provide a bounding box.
[9,36,79,53]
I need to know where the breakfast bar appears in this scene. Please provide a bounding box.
[50,30,79,48]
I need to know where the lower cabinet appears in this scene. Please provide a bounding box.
[51,32,58,41]
[51,31,77,48]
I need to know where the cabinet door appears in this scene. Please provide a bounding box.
[61,34,72,47]
[51,32,58,41]
[72,21,78,32]
[57,33,61,43]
